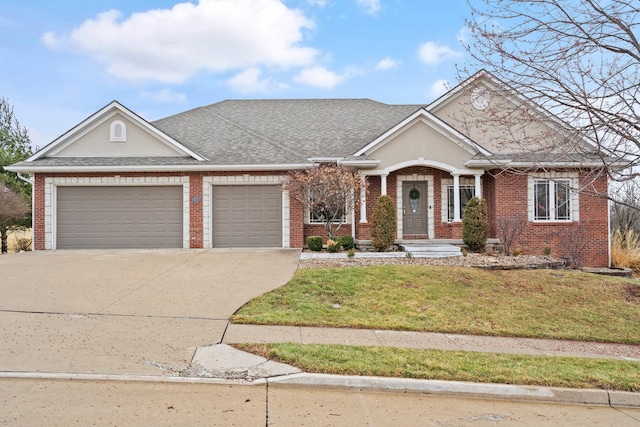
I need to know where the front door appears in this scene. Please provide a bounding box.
[403,182,427,236]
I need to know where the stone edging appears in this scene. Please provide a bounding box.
[474,261,566,270]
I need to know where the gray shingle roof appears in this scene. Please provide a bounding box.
[152,99,423,164]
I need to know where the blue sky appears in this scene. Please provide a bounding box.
[1,0,473,149]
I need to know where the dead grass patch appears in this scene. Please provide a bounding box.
[6,228,32,253]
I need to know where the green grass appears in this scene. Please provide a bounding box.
[237,343,640,391]
[232,266,640,344]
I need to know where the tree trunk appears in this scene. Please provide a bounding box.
[1,229,8,254]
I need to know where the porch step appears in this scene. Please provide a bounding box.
[399,243,462,258]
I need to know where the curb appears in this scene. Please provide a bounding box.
[267,373,640,409]
[0,371,254,385]
[2,371,638,408]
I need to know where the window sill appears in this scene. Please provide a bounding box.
[306,222,350,225]
[531,220,573,225]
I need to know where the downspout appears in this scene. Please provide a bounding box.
[16,173,34,248]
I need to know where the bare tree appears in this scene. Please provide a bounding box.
[0,182,30,253]
[285,164,364,239]
[560,225,590,268]
[611,180,640,235]
[462,0,639,185]
[497,216,527,256]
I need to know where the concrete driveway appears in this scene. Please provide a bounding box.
[0,249,299,376]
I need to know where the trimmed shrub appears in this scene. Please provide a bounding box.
[462,197,488,252]
[307,236,323,251]
[370,195,397,252]
[338,235,355,250]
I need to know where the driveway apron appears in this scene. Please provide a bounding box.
[0,249,300,376]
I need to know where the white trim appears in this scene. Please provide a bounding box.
[366,158,479,176]
[464,159,606,169]
[339,159,380,168]
[44,176,190,250]
[359,174,368,223]
[474,173,483,198]
[397,174,434,239]
[28,101,207,162]
[8,163,314,174]
[202,175,289,249]
[527,172,579,222]
[308,157,344,163]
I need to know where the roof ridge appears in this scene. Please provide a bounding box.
[208,110,309,163]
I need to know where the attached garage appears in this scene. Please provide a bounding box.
[56,186,183,249]
[212,185,282,247]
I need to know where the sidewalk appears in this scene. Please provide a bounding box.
[222,324,640,360]
[169,323,640,408]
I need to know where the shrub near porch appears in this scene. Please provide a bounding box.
[232,266,640,345]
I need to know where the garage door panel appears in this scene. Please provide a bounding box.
[212,185,281,248]
[57,186,183,249]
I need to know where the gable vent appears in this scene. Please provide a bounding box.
[110,120,126,142]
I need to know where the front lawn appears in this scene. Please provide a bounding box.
[232,266,640,344]
[237,343,640,391]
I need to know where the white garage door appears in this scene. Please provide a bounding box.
[56,186,183,249]
[212,185,282,247]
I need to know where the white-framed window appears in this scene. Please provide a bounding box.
[307,189,348,224]
[446,185,476,222]
[308,202,347,224]
[110,120,126,142]
[534,178,571,221]
[441,177,476,222]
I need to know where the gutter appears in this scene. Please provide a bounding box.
[5,163,316,174]
[464,160,611,169]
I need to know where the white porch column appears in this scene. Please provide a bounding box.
[452,173,461,222]
[351,189,356,237]
[359,174,368,223]
[474,172,483,198]
[381,173,388,195]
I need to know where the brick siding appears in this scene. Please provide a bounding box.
[33,167,610,266]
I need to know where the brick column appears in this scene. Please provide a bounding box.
[189,173,204,248]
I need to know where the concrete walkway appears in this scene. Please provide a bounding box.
[222,324,640,361]
[160,323,640,408]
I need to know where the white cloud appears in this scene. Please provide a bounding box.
[42,0,318,83]
[357,0,381,14]
[227,67,274,93]
[375,57,402,70]
[40,31,60,49]
[428,79,450,98]
[140,89,187,104]
[293,66,353,89]
[457,26,471,45]
[418,41,462,65]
